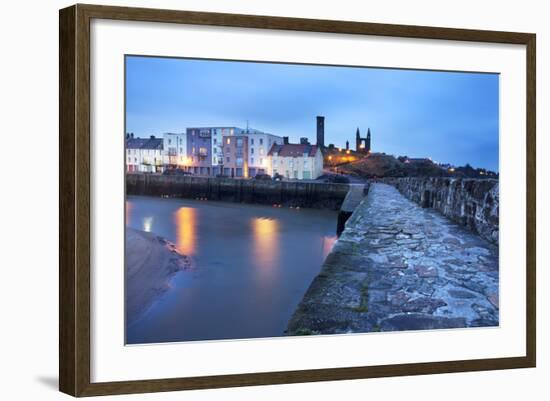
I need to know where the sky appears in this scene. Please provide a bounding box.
[126,56,499,171]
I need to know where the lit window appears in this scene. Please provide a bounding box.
[259,148,264,155]
[226,138,231,144]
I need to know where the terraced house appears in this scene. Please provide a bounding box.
[126,134,164,173]
[268,143,324,180]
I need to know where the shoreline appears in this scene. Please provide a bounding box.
[125,227,192,326]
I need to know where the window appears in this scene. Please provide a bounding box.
[251,148,254,154]
[304,159,309,169]
[237,138,243,147]
[251,157,254,165]
[226,157,230,163]
[259,148,264,155]
[260,158,263,165]
[213,138,217,145]
[226,147,230,153]
[259,138,263,145]
[236,157,243,167]
[226,138,231,145]
[168,139,172,145]
[250,138,254,145]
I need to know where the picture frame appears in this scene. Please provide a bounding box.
[59,3,536,397]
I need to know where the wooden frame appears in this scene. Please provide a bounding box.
[59,3,536,397]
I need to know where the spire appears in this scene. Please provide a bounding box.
[356,127,360,139]
[367,128,371,138]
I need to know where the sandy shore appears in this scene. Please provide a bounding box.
[125,228,192,325]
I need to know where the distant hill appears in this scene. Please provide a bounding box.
[333,153,497,179]
[336,153,442,178]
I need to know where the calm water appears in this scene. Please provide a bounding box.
[126,196,337,344]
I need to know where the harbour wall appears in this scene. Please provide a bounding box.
[382,177,499,244]
[126,173,350,210]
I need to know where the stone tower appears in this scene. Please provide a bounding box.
[316,116,325,148]
[355,127,371,153]
[366,128,371,153]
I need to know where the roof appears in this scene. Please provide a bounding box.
[268,143,320,157]
[126,137,163,150]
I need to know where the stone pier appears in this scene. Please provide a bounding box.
[287,183,499,335]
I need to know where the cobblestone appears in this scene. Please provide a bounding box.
[287,183,499,334]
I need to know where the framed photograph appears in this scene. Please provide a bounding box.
[59,4,536,397]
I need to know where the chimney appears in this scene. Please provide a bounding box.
[300,137,310,145]
[150,135,155,139]
[316,116,325,148]
[283,136,289,145]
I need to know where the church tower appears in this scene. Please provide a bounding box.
[355,127,361,151]
[366,128,371,153]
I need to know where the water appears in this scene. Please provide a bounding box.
[126,195,338,344]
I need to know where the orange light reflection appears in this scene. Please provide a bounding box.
[251,217,279,280]
[125,201,133,226]
[322,235,337,259]
[174,207,197,256]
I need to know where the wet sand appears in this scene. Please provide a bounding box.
[125,228,192,325]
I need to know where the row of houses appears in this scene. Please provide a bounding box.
[126,126,324,180]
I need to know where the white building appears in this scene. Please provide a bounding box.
[126,135,164,173]
[267,143,324,180]
[246,131,284,177]
[162,132,188,167]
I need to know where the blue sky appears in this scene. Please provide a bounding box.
[126,56,499,171]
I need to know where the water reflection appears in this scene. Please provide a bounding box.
[126,196,338,343]
[174,207,197,256]
[322,235,337,259]
[143,217,153,232]
[251,217,279,282]
[125,201,133,226]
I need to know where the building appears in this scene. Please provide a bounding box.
[162,132,188,168]
[245,130,284,177]
[356,127,371,153]
[184,126,281,177]
[186,127,214,175]
[125,134,164,173]
[209,127,245,175]
[268,143,324,180]
[316,116,325,148]
[222,135,249,177]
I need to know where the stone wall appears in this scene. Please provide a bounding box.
[126,173,350,210]
[383,177,499,244]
